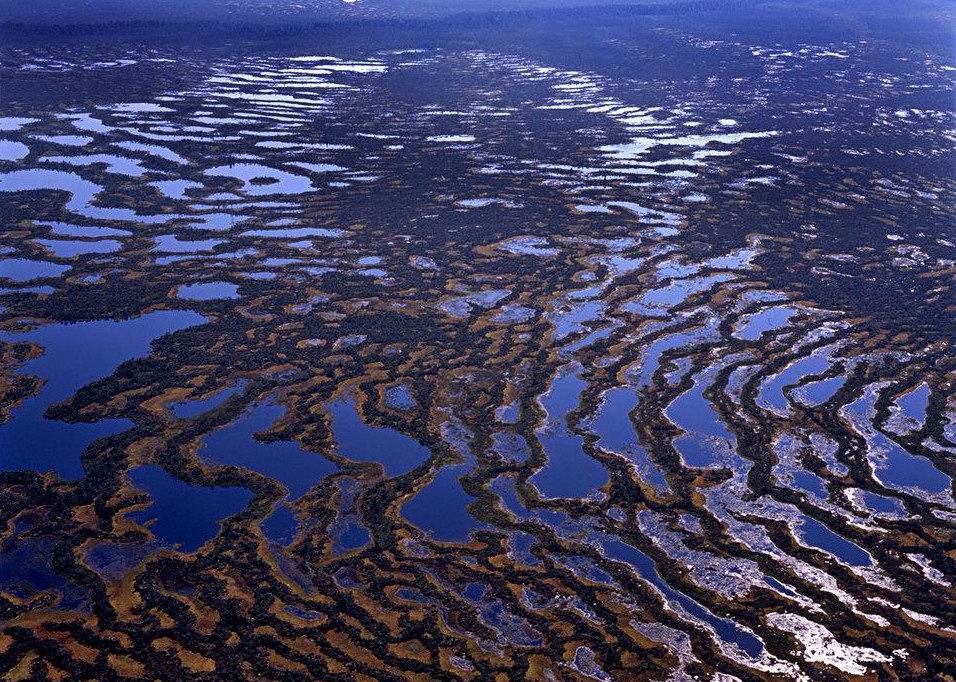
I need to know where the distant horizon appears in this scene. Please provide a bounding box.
[0,0,894,25]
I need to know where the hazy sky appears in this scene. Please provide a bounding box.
[1,0,689,24]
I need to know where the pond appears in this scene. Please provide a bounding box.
[0,310,206,478]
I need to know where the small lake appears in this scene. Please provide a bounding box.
[529,368,608,499]
[199,402,337,498]
[0,310,206,478]
[328,394,432,477]
[177,281,240,300]
[128,465,253,552]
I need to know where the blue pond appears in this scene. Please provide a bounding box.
[801,375,845,405]
[331,477,371,555]
[0,536,90,611]
[737,306,796,341]
[529,370,608,499]
[337,520,371,552]
[328,394,432,477]
[384,384,416,411]
[870,432,950,495]
[0,168,179,224]
[790,470,828,498]
[759,353,831,412]
[0,310,206,478]
[261,503,299,545]
[402,462,487,542]
[36,239,122,258]
[0,258,70,281]
[602,539,764,657]
[128,465,252,553]
[667,379,735,468]
[897,384,929,423]
[591,387,669,492]
[795,515,871,567]
[636,327,716,387]
[177,281,240,300]
[199,402,337,498]
[861,490,904,514]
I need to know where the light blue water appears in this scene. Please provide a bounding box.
[41,221,130,238]
[897,384,929,423]
[759,354,831,412]
[35,239,122,258]
[737,306,796,341]
[801,376,845,405]
[870,432,950,495]
[667,379,735,468]
[177,281,240,300]
[0,139,30,162]
[0,258,70,281]
[0,168,177,224]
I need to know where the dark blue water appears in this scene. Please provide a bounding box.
[763,576,800,599]
[0,310,206,478]
[337,520,371,552]
[602,539,763,657]
[0,536,91,611]
[759,354,830,412]
[331,477,371,554]
[494,477,761,656]
[328,395,431,477]
[530,371,608,498]
[791,470,828,498]
[871,432,950,495]
[795,515,871,567]
[492,473,578,531]
[199,402,337,498]
[861,490,903,514]
[261,502,298,544]
[402,463,487,542]
[128,465,252,552]
[591,387,669,492]
[667,380,735,468]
